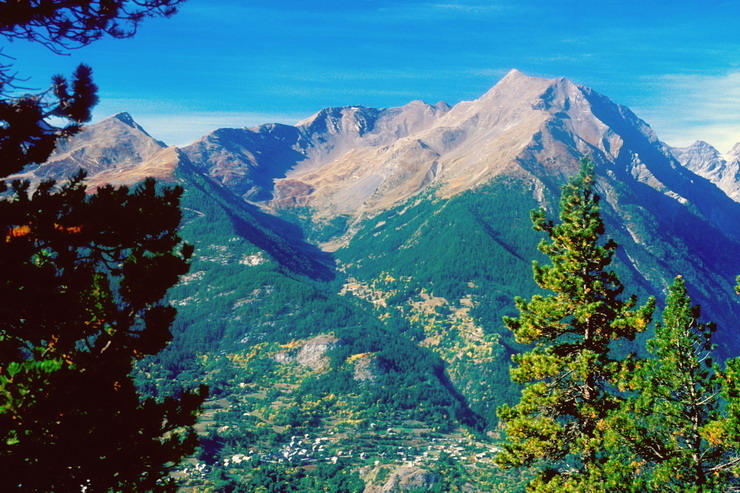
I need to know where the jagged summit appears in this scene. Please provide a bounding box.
[174,70,739,242]
[111,111,136,127]
[296,105,381,134]
[727,142,740,159]
[12,112,180,190]
[30,70,740,241]
[294,99,448,143]
[29,70,740,345]
[433,100,451,111]
[497,67,535,84]
[99,111,160,142]
[671,140,740,202]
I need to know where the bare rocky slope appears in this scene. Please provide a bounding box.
[21,71,740,246]
[670,140,740,202]
[180,70,740,245]
[11,111,183,191]
[21,69,740,346]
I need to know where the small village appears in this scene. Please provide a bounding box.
[177,416,501,486]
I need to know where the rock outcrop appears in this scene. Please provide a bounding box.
[670,140,740,202]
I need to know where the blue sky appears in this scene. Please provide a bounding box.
[7,0,740,150]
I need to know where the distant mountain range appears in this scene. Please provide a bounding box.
[14,69,740,490]
[670,140,740,202]
[21,68,739,324]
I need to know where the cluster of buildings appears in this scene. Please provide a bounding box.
[177,427,501,484]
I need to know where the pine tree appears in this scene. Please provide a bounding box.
[0,2,201,491]
[617,276,740,492]
[495,158,655,491]
[0,173,206,491]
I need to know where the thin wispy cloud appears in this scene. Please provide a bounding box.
[90,108,307,147]
[635,71,740,152]
[431,3,510,13]
[376,0,519,21]
[150,112,309,147]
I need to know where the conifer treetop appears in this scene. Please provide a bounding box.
[497,157,655,491]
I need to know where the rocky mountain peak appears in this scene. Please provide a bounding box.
[497,68,533,85]
[727,142,740,161]
[31,71,740,242]
[694,140,717,150]
[474,69,585,111]
[468,69,554,109]
[433,100,451,111]
[671,141,723,170]
[12,113,180,189]
[100,111,160,142]
[671,140,740,202]
[440,70,598,146]
[296,100,449,145]
[297,106,382,137]
[111,111,137,127]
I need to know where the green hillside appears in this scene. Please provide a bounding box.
[136,167,520,491]
[134,164,739,491]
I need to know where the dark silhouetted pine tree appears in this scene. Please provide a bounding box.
[0,2,203,491]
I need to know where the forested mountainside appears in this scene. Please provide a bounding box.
[24,70,740,491]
